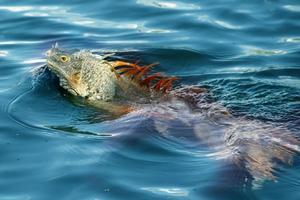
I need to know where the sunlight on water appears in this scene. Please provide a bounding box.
[276,76,300,89]
[240,45,288,56]
[0,41,42,45]
[136,0,201,10]
[22,58,46,65]
[214,66,258,73]
[137,24,174,34]
[0,50,8,57]
[141,187,189,197]
[283,5,300,12]
[0,6,33,12]
[98,40,149,44]
[197,15,241,30]
[24,12,49,17]
[279,37,300,43]
[0,5,62,14]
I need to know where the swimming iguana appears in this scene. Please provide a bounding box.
[45,44,299,188]
[46,44,183,115]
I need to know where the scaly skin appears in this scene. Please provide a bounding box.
[46,46,180,114]
[47,47,117,100]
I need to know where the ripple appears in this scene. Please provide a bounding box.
[0,40,42,45]
[280,37,300,43]
[141,187,189,196]
[197,15,241,30]
[23,12,49,17]
[0,195,32,200]
[0,6,33,12]
[97,40,149,44]
[46,9,141,31]
[137,24,173,34]
[22,58,45,65]
[283,5,300,12]
[0,50,8,57]
[240,45,288,56]
[136,0,200,10]
[0,4,139,31]
[0,5,63,13]
[277,76,300,89]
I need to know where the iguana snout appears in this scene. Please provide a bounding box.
[47,46,95,97]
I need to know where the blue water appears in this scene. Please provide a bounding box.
[1,0,300,199]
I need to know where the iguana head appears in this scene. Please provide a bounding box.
[45,44,176,102]
[46,44,117,101]
[46,45,89,97]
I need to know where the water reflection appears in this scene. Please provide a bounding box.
[198,15,241,30]
[141,187,189,197]
[240,45,288,56]
[136,0,201,10]
[283,5,300,12]
[0,50,8,57]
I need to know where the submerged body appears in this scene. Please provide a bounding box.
[45,45,299,188]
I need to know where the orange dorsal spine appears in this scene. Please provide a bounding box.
[111,60,176,93]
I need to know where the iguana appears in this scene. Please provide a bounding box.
[46,44,207,115]
[45,44,299,188]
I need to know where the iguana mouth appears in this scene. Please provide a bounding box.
[46,60,80,96]
[46,60,69,79]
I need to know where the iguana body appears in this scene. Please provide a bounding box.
[45,45,299,188]
[46,46,177,99]
[46,45,179,114]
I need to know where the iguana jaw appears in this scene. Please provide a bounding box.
[47,58,88,97]
[47,60,69,80]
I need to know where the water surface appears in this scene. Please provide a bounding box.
[0,0,300,199]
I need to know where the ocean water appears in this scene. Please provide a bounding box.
[0,0,300,199]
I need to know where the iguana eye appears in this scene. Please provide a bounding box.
[60,55,70,62]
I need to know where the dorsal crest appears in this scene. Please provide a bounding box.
[110,60,177,93]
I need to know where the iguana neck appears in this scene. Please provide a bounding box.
[81,58,117,101]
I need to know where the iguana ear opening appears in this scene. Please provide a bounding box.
[69,72,81,85]
[66,72,88,97]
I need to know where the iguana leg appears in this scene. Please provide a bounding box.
[86,99,133,116]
